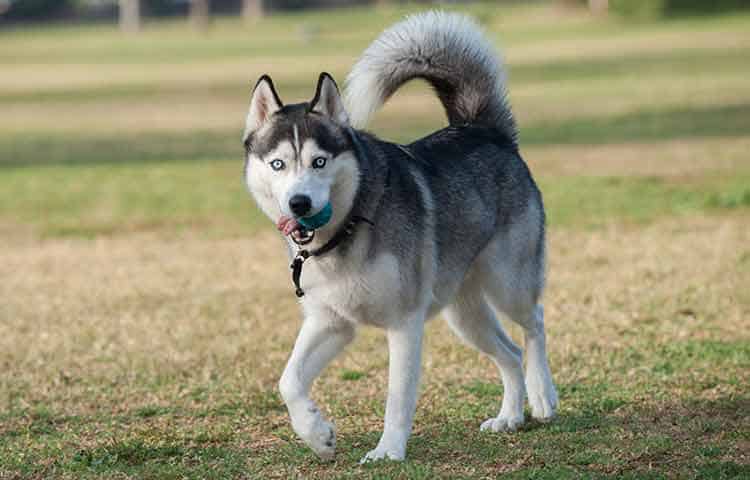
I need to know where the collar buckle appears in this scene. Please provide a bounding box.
[290,250,310,298]
[288,216,373,298]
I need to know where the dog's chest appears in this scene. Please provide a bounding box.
[301,252,402,326]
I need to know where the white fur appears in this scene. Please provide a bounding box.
[245,13,556,464]
[343,11,511,130]
[278,211,558,462]
[245,138,357,223]
[279,315,354,460]
[279,162,440,464]
[361,317,424,462]
[250,140,557,462]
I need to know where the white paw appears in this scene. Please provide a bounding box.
[480,414,525,432]
[527,379,558,421]
[359,445,405,463]
[293,415,336,461]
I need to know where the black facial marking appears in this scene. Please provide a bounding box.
[246,102,351,159]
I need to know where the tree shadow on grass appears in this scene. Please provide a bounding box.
[0,129,239,169]
[522,103,750,147]
[2,103,749,168]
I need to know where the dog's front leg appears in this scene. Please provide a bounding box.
[279,315,355,461]
[361,314,425,463]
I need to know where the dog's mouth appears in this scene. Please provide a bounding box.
[277,216,315,245]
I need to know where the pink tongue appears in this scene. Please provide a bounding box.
[277,216,300,236]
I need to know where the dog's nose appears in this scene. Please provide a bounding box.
[289,195,312,217]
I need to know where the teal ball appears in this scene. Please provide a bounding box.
[298,202,333,230]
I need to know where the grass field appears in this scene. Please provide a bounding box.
[1,2,749,478]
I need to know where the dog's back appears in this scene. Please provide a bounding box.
[344,11,545,309]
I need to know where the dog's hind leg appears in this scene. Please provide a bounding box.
[477,255,558,422]
[279,314,355,460]
[444,276,526,432]
[520,304,558,421]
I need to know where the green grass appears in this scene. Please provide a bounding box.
[1,2,750,479]
[0,161,263,238]
[3,345,747,478]
[4,100,750,166]
[523,103,750,146]
[0,160,746,238]
[542,171,750,226]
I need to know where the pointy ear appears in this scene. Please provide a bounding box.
[244,75,283,140]
[309,72,349,125]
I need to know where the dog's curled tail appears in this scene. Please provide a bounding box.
[344,11,517,144]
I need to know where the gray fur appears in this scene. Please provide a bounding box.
[242,11,556,463]
[344,10,517,144]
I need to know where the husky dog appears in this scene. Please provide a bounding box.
[242,11,558,462]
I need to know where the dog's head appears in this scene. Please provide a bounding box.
[243,73,360,242]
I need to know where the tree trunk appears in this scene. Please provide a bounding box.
[242,0,264,21]
[190,0,210,31]
[119,0,140,33]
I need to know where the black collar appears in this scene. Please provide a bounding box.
[288,128,375,298]
[290,215,374,297]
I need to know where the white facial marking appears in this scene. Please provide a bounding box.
[293,124,301,158]
[246,140,298,219]
[245,131,359,229]
[283,138,335,214]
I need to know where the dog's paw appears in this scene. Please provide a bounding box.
[480,414,524,433]
[294,416,336,461]
[528,386,558,421]
[359,445,405,464]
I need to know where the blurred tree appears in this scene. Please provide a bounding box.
[190,0,209,29]
[588,0,608,15]
[1,0,72,20]
[242,0,264,20]
[119,0,140,32]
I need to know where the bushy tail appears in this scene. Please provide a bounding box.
[344,11,517,144]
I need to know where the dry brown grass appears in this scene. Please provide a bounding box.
[502,27,750,64]
[0,57,354,94]
[4,18,747,95]
[2,212,748,477]
[3,213,748,408]
[4,11,749,138]
[5,73,748,136]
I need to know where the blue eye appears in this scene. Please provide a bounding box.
[312,156,327,169]
[270,159,285,171]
